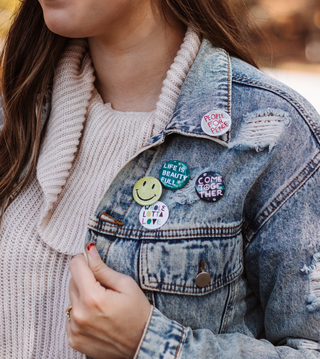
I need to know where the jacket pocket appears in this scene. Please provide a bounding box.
[139,230,243,296]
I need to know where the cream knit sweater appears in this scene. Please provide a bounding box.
[0,29,200,358]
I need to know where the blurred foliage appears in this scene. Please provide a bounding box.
[240,0,320,66]
[0,0,19,37]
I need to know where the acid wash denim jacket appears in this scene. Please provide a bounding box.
[82,40,320,359]
[2,39,320,358]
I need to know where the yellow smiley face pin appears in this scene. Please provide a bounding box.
[133,177,162,206]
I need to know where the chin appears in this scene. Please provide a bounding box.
[46,22,86,38]
[42,10,86,38]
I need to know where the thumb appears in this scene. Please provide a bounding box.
[86,243,129,292]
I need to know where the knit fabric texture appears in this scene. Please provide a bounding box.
[0,29,200,358]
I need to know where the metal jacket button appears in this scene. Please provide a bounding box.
[196,260,211,288]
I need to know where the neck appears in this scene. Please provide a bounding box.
[88,3,186,112]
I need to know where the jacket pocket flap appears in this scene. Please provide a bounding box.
[139,233,243,296]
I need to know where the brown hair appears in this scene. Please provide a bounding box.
[0,0,257,216]
[164,0,257,68]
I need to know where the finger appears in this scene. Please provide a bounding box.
[86,243,134,292]
[69,254,97,293]
[66,318,116,359]
[68,277,80,305]
[65,315,93,352]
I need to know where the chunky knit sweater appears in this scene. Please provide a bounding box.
[0,29,200,358]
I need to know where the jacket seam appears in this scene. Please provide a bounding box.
[254,152,320,227]
[86,225,243,240]
[174,326,185,359]
[242,224,254,248]
[89,217,242,232]
[219,280,236,334]
[140,240,145,287]
[88,219,242,235]
[103,241,113,264]
[164,128,229,146]
[232,75,320,144]
[227,52,231,141]
[245,151,320,243]
[86,226,243,240]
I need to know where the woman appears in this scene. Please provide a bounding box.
[0,0,319,358]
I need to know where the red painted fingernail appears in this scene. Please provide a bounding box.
[86,242,99,258]
[86,242,95,251]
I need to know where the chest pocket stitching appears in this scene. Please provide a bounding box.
[219,279,236,333]
[103,240,114,263]
[88,220,243,239]
[143,240,243,294]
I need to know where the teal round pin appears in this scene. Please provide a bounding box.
[159,160,190,190]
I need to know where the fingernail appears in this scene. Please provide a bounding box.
[86,243,99,258]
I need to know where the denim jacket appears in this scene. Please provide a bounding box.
[83,40,320,359]
[3,39,320,358]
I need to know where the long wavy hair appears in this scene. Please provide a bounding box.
[0,0,257,216]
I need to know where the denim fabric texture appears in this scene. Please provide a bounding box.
[6,39,320,358]
[83,40,320,358]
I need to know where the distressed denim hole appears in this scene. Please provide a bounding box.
[301,252,320,311]
[166,176,199,206]
[299,340,320,350]
[229,108,291,152]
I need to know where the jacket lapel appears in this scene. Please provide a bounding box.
[142,40,232,150]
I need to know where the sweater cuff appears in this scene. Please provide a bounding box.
[134,306,185,359]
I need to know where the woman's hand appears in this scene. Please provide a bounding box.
[66,243,151,359]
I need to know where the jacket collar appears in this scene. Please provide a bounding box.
[34,39,233,164]
[143,39,232,149]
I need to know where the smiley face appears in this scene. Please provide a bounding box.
[133,177,162,206]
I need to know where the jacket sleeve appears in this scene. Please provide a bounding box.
[135,166,320,359]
